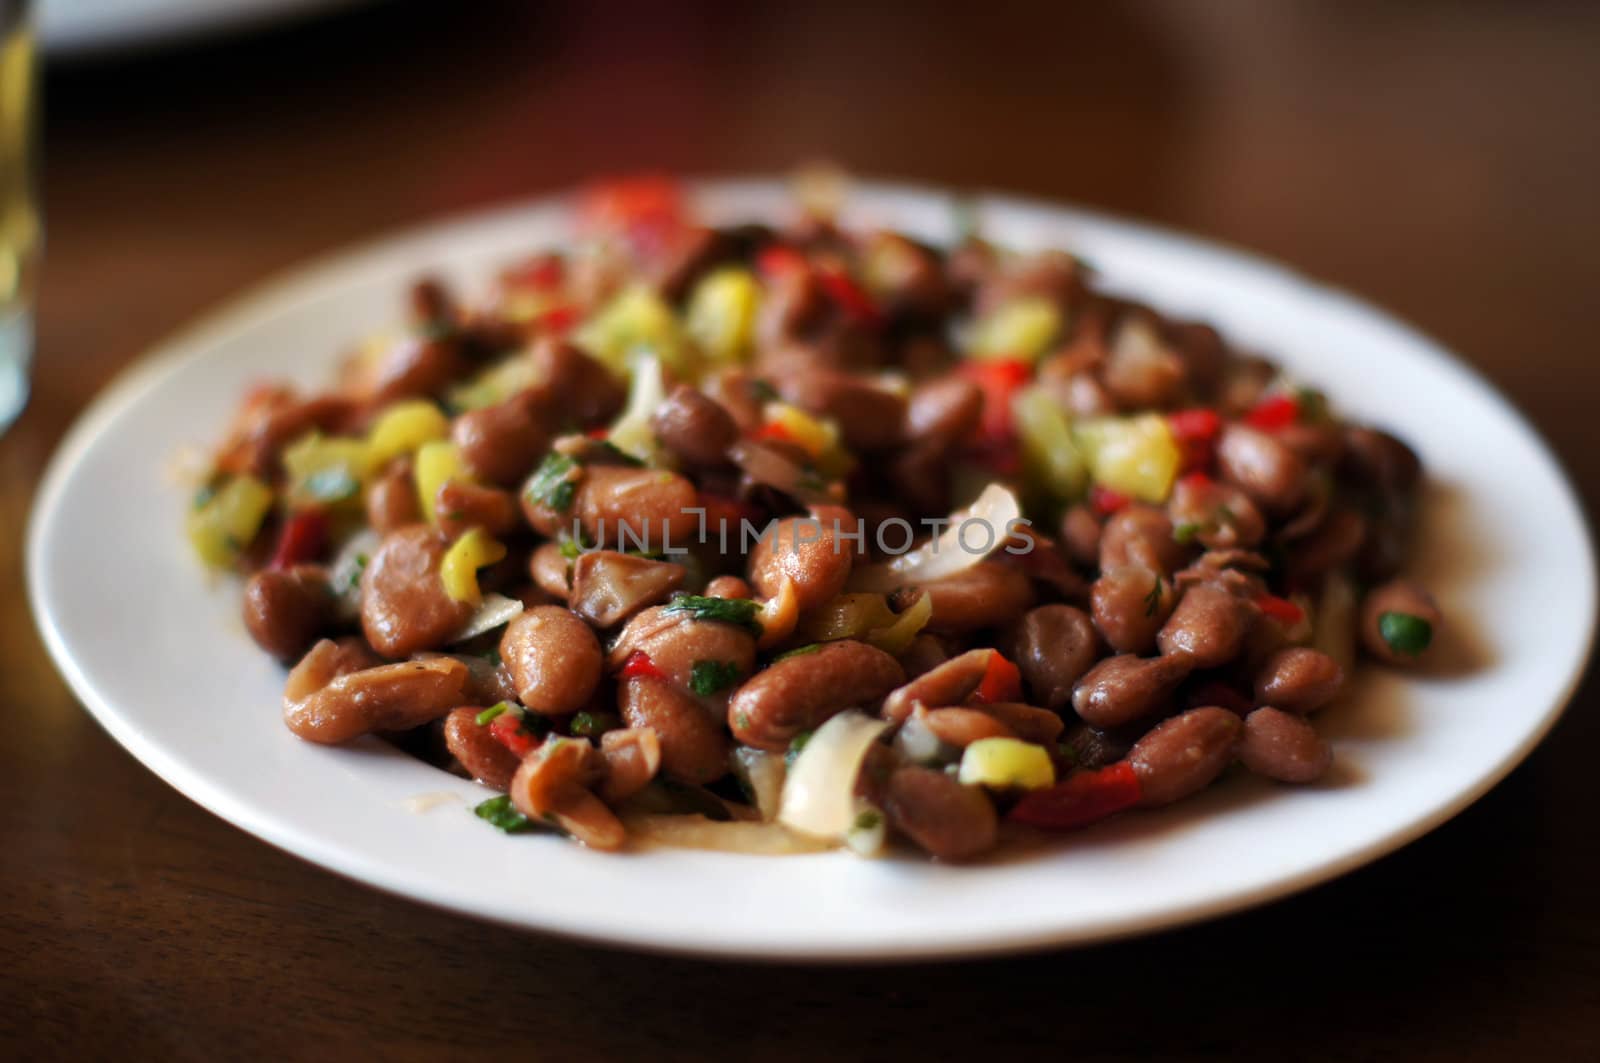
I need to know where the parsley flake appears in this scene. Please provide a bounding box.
[664,593,763,634]
[473,795,539,834]
[526,452,579,512]
[689,659,741,697]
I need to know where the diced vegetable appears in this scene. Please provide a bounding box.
[524,451,579,512]
[440,528,507,604]
[970,651,1022,705]
[1255,593,1305,628]
[1378,612,1433,657]
[366,400,450,466]
[606,355,667,464]
[1073,413,1182,503]
[414,440,466,524]
[1007,761,1143,830]
[867,590,931,655]
[448,592,523,642]
[1245,394,1300,431]
[686,267,760,364]
[778,710,889,840]
[971,297,1062,362]
[664,593,763,634]
[447,353,541,412]
[853,482,1022,592]
[474,794,540,834]
[689,659,741,696]
[959,737,1056,791]
[268,509,329,570]
[620,650,668,682]
[732,748,786,822]
[282,432,372,509]
[960,358,1032,444]
[186,475,275,568]
[575,284,688,377]
[844,802,887,857]
[761,402,851,476]
[799,592,931,654]
[1013,385,1088,502]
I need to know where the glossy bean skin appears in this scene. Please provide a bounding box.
[883,766,999,862]
[882,648,993,723]
[453,389,552,487]
[1059,723,1132,770]
[509,738,625,850]
[1165,475,1265,550]
[529,542,572,600]
[1098,504,1189,574]
[524,465,700,552]
[1072,653,1193,729]
[606,605,758,704]
[366,458,421,534]
[971,702,1066,746]
[747,513,856,612]
[442,706,520,790]
[499,606,604,715]
[905,377,983,447]
[1102,318,1183,409]
[1284,507,1367,582]
[1009,604,1099,711]
[1341,426,1421,499]
[906,562,1036,635]
[284,657,470,744]
[243,564,336,662]
[1254,647,1345,714]
[1058,504,1103,566]
[283,637,385,701]
[1217,423,1306,514]
[568,551,686,628]
[703,574,752,599]
[1129,706,1244,806]
[919,706,1016,747]
[598,727,662,804]
[368,336,464,405]
[620,676,732,785]
[775,368,908,451]
[435,481,519,539]
[1091,565,1176,655]
[728,639,904,752]
[360,525,475,658]
[1237,707,1332,783]
[1360,579,1441,665]
[1156,582,1259,668]
[532,339,627,428]
[651,384,739,467]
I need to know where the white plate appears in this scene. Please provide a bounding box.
[38,0,369,58]
[28,180,1596,961]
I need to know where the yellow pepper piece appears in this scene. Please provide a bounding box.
[971,297,1062,362]
[414,439,466,525]
[762,402,854,478]
[446,353,542,412]
[686,267,760,364]
[1012,385,1088,502]
[1072,413,1182,503]
[366,400,449,467]
[281,432,373,510]
[439,527,507,605]
[575,284,688,377]
[958,737,1056,791]
[186,475,274,568]
[866,590,932,655]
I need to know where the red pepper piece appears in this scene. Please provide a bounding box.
[1090,485,1132,517]
[489,712,542,759]
[756,244,808,279]
[754,421,798,445]
[502,253,565,293]
[1168,408,1222,474]
[1255,593,1305,627]
[1244,394,1300,431]
[958,358,1031,445]
[816,268,883,327]
[970,652,1023,705]
[268,509,329,570]
[620,650,668,682]
[1008,761,1144,831]
[534,304,579,334]
[1180,470,1213,490]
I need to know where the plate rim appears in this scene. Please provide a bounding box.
[27,177,1599,961]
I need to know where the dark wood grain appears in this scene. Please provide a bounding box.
[4,2,1598,1059]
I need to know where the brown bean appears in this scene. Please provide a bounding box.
[1058,504,1103,566]
[1360,579,1441,665]
[747,512,857,613]
[283,657,470,744]
[283,637,385,702]
[1286,508,1367,583]
[651,384,739,467]
[1157,582,1258,668]
[607,605,758,705]
[453,390,552,487]
[529,542,572,599]
[1010,604,1099,711]
[1237,707,1332,783]
[598,727,662,804]
[509,737,625,850]
[360,526,474,658]
[1072,653,1192,729]
[1165,475,1265,550]
[1277,422,1345,466]
[525,465,700,553]
[243,564,336,662]
[1102,317,1183,409]
[434,481,519,539]
[1059,723,1132,769]
[531,339,627,428]
[369,336,464,405]
[1098,504,1189,574]
[971,702,1065,746]
[905,377,982,447]
[1217,423,1306,514]
[775,369,908,452]
[1341,426,1421,498]
[882,648,993,723]
[883,766,998,861]
[442,706,520,790]
[1254,647,1345,714]
[620,676,732,785]
[1166,321,1225,396]
[1129,706,1243,806]
[729,639,904,751]
[568,551,686,628]
[1091,564,1176,655]
[703,575,752,600]
[904,562,1036,635]
[897,633,950,678]
[499,606,604,715]
[366,459,421,534]
[919,707,1016,747]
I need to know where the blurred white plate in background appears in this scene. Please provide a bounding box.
[39,0,369,57]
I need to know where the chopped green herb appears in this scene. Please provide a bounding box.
[191,482,218,511]
[1296,387,1328,423]
[852,809,882,832]
[475,701,518,726]
[689,659,742,697]
[665,593,763,634]
[526,452,579,512]
[1173,522,1200,544]
[345,552,369,591]
[473,795,539,833]
[570,710,619,738]
[594,440,645,467]
[749,378,780,404]
[302,465,360,503]
[1378,612,1433,657]
[773,642,823,662]
[1143,577,1165,618]
[558,536,582,560]
[785,730,814,767]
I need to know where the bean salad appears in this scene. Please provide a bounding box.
[187,175,1441,860]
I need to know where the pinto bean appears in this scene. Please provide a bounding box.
[499,606,604,715]
[568,551,685,628]
[532,339,627,428]
[898,633,950,678]
[1341,426,1421,498]
[905,376,982,448]
[620,676,731,785]
[1102,317,1183,409]
[774,369,908,452]
[729,639,904,751]
[703,575,752,600]
[1091,565,1176,655]
[283,637,385,702]
[882,648,993,723]
[598,727,663,804]
[1166,321,1225,396]
[1059,723,1132,770]
[366,459,421,534]
[1058,504,1103,566]
[509,737,625,850]
[243,564,336,662]
[1277,422,1345,466]
[1157,582,1258,668]
[1071,653,1192,729]
[919,706,1016,747]
[1254,647,1345,714]
[972,702,1065,746]
[1217,423,1306,514]
[899,562,1036,635]
[1237,707,1332,783]
[360,526,475,658]
[651,384,739,467]
[1360,579,1441,665]
[283,657,470,744]
[1099,504,1190,574]
[1010,604,1099,711]
[747,512,857,612]
[1166,475,1265,550]
[453,390,552,487]
[1286,508,1368,583]
[883,766,998,861]
[442,706,520,790]
[1129,706,1243,806]
[369,336,464,405]
[525,465,700,552]
[529,542,572,600]
[435,481,519,540]
[607,605,758,704]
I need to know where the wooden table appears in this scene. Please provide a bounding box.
[6,3,1598,1058]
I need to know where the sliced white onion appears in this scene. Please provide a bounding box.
[778,710,889,840]
[892,712,948,765]
[329,528,382,620]
[607,354,667,463]
[732,747,787,822]
[448,592,524,644]
[852,482,1022,592]
[844,799,887,857]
